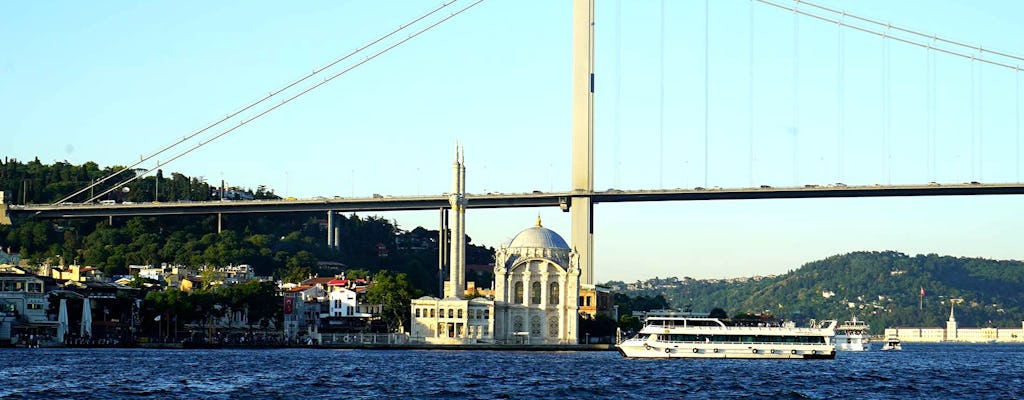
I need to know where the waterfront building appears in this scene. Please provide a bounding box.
[409,149,582,344]
[885,303,1024,343]
[0,273,59,345]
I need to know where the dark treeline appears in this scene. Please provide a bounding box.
[1,159,494,296]
[610,251,1024,333]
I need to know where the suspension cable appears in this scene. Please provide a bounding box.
[85,1,485,204]
[658,0,665,188]
[792,5,799,185]
[836,12,844,182]
[704,0,710,188]
[613,0,622,189]
[794,0,1024,64]
[749,0,755,187]
[755,0,1023,72]
[59,0,461,205]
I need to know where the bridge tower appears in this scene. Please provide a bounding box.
[571,0,595,285]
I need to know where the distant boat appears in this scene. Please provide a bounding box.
[879,336,902,351]
[834,316,871,352]
[616,314,837,359]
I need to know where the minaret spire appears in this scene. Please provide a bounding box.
[447,142,467,299]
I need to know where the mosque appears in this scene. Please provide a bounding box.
[408,149,585,344]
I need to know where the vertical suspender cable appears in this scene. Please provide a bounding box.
[837,13,844,183]
[792,7,799,185]
[971,57,976,181]
[931,45,938,182]
[884,30,891,185]
[658,0,665,188]
[749,0,755,187]
[880,29,888,184]
[1017,70,1021,183]
[925,45,932,181]
[614,0,622,188]
[704,0,710,187]
[979,54,983,181]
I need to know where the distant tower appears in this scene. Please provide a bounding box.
[945,301,958,341]
[447,144,467,298]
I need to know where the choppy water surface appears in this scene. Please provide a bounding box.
[1,344,1022,399]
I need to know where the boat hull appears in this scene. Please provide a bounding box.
[616,340,835,359]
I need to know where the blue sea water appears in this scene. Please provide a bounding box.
[1,343,1022,399]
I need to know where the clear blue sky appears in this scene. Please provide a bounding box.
[4,1,1024,283]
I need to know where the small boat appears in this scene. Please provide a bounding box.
[879,336,902,351]
[834,316,871,352]
[616,312,837,359]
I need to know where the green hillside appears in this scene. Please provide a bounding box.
[608,251,1024,334]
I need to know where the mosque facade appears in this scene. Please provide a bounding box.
[409,149,581,344]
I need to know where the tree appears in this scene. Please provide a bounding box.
[365,270,421,332]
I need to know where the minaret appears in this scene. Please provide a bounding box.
[946,301,958,341]
[448,144,466,298]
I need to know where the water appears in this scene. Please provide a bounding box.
[1,344,1022,399]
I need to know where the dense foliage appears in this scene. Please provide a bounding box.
[609,251,1024,333]
[1,160,495,297]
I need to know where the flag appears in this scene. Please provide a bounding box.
[920,287,925,296]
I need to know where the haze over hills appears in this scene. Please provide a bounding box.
[606,251,1024,333]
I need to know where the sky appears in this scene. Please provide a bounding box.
[3,0,1024,283]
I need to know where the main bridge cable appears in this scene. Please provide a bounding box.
[85,0,486,204]
[57,1,462,206]
[755,0,1024,72]
[794,0,1024,65]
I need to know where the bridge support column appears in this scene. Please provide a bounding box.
[327,211,334,249]
[334,226,340,249]
[438,207,449,297]
[217,213,222,233]
[571,0,595,285]
[0,192,10,225]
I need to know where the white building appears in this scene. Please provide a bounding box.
[409,149,581,345]
[885,303,1024,343]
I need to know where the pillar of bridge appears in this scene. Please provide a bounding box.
[571,0,595,285]
[333,226,340,249]
[327,211,334,248]
[438,207,449,298]
[0,192,10,225]
[217,213,222,233]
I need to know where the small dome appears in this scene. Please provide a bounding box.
[508,218,569,250]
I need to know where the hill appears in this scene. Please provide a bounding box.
[0,159,494,295]
[607,251,1024,333]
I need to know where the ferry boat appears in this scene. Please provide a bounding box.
[617,314,837,359]
[879,336,902,351]
[834,316,871,351]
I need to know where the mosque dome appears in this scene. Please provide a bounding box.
[507,217,569,250]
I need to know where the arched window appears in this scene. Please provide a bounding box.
[457,309,463,319]
[483,309,489,320]
[415,308,420,318]
[448,308,454,318]
[531,281,541,305]
[549,282,560,305]
[514,281,523,304]
[430,308,435,318]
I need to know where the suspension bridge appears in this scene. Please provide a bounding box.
[3,0,1023,280]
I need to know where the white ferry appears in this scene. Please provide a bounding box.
[834,316,871,352]
[617,314,837,359]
